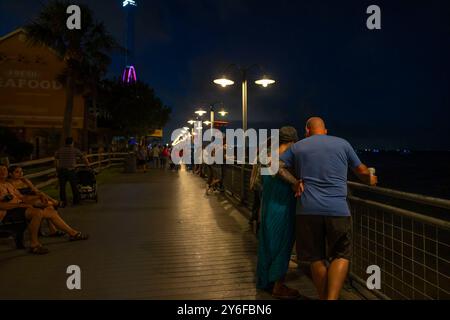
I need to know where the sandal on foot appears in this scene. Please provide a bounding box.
[69,232,89,242]
[29,245,49,255]
[46,231,66,238]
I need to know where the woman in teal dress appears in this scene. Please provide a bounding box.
[257,126,299,299]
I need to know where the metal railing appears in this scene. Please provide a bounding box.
[10,152,129,189]
[210,164,450,300]
[348,183,450,300]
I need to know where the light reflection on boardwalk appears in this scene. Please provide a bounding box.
[0,170,360,300]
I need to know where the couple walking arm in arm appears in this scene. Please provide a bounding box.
[276,117,377,300]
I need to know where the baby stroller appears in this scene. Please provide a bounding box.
[75,167,98,203]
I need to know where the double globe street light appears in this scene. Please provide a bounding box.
[214,64,275,202]
[195,102,228,131]
[186,104,228,143]
[213,64,275,132]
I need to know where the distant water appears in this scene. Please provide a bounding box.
[354,151,450,200]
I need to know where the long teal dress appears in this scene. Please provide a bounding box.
[256,174,296,290]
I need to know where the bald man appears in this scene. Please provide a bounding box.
[278,117,377,300]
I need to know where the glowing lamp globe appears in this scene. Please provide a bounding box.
[255,78,275,88]
[214,78,234,88]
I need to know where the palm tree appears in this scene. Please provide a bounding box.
[79,50,113,150]
[25,1,121,145]
[83,22,118,123]
[57,22,120,150]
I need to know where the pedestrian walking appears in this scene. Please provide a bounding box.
[278,117,378,300]
[54,137,90,207]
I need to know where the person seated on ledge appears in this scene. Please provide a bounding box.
[8,165,64,237]
[0,165,89,254]
[0,179,47,254]
[8,165,59,206]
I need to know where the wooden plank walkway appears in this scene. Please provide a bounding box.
[0,169,361,300]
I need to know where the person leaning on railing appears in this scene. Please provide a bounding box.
[54,137,90,207]
[205,149,222,195]
[278,117,377,300]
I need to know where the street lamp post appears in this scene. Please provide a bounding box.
[196,102,227,131]
[210,106,215,131]
[214,65,275,203]
[214,64,275,132]
[242,70,248,132]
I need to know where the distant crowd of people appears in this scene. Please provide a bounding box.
[135,144,180,173]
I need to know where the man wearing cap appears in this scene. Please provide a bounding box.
[278,117,377,300]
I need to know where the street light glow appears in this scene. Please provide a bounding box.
[214,78,234,88]
[187,120,195,125]
[218,110,228,117]
[255,78,276,88]
[203,121,212,126]
[195,109,207,116]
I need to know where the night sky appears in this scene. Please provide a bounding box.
[1,0,449,150]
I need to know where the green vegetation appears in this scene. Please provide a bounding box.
[0,127,34,162]
[97,79,171,137]
[25,0,122,143]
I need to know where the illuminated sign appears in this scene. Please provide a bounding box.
[123,0,137,7]
[149,129,163,138]
[0,29,84,129]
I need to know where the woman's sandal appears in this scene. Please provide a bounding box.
[46,231,66,238]
[69,232,89,242]
[29,245,50,255]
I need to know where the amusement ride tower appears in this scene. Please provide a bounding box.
[122,0,137,83]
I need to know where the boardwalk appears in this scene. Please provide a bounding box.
[0,169,361,300]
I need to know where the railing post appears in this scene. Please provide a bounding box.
[240,164,246,204]
[231,165,235,197]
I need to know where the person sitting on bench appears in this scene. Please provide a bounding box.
[8,165,59,206]
[1,166,47,254]
[0,165,89,254]
[8,165,63,237]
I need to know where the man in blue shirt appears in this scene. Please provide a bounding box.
[279,117,377,300]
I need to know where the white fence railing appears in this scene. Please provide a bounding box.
[10,152,129,189]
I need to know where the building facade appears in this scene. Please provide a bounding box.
[0,29,94,159]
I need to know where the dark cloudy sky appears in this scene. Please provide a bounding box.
[1,0,449,150]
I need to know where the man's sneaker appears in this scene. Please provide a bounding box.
[272,285,300,300]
